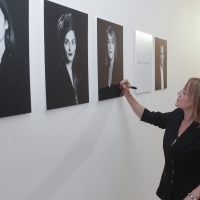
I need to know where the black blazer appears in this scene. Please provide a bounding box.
[99,83,123,101]
[0,49,31,118]
[46,63,89,110]
[98,63,123,101]
[141,108,200,200]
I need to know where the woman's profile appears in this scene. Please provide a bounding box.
[98,25,123,101]
[0,0,31,118]
[47,12,88,109]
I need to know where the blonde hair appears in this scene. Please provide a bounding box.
[105,26,117,66]
[184,78,200,125]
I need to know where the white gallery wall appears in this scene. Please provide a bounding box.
[1,0,200,199]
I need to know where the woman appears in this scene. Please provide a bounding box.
[120,78,200,200]
[98,26,122,101]
[0,0,30,118]
[105,26,117,87]
[47,13,88,109]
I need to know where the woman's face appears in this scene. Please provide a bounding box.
[107,33,115,60]
[64,30,76,63]
[0,8,8,44]
[175,87,193,110]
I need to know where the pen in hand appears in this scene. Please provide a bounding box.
[126,86,137,90]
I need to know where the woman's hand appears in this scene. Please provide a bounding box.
[120,79,144,118]
[183,196,193,200]
[184,187,200,200]
[183,195,199,200]
[120,79,131,96]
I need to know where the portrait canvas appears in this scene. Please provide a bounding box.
[155,37,167,90]
[97,18,123,101]
[0,0,31,118]
[44,0,89,110]
[134,30,153,94]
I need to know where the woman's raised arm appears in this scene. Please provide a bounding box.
[120,79,145,119]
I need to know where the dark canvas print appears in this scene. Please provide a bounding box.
[0,0,31,118]
[155,37,167,90]
[44,0,89,110]
[97,18,123,101]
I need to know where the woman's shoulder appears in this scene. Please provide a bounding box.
[171,108,184,116]
[143,107,183,115]
[53,63,65,71]
[141,107,183,128]
[0,50,25,83]
[52,63,68,76]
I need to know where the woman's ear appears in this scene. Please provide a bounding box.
[5,20,9,30]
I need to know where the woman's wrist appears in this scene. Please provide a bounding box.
[124,89,131,97]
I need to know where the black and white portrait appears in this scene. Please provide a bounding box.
[155,37,167,90]
[44,0,89,110]
[97,18,123,101]
[0,0,31,118]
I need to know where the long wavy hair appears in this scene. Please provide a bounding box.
[0,0,16,55]
[105,26,117,66]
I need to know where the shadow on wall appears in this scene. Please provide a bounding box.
[25,100,114,200]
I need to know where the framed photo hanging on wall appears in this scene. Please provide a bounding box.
[0,0,31,118]
[97,18,123,101]
[155,37,167,90]
[44,0,89,110]
[134,30,153,94]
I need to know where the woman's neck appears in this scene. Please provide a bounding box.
[183,108,193,122]
[66,61,73,84]
[108,59,114,87]
[66,61,72,70]
[109,58,114,69]
[0,41,6,63]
